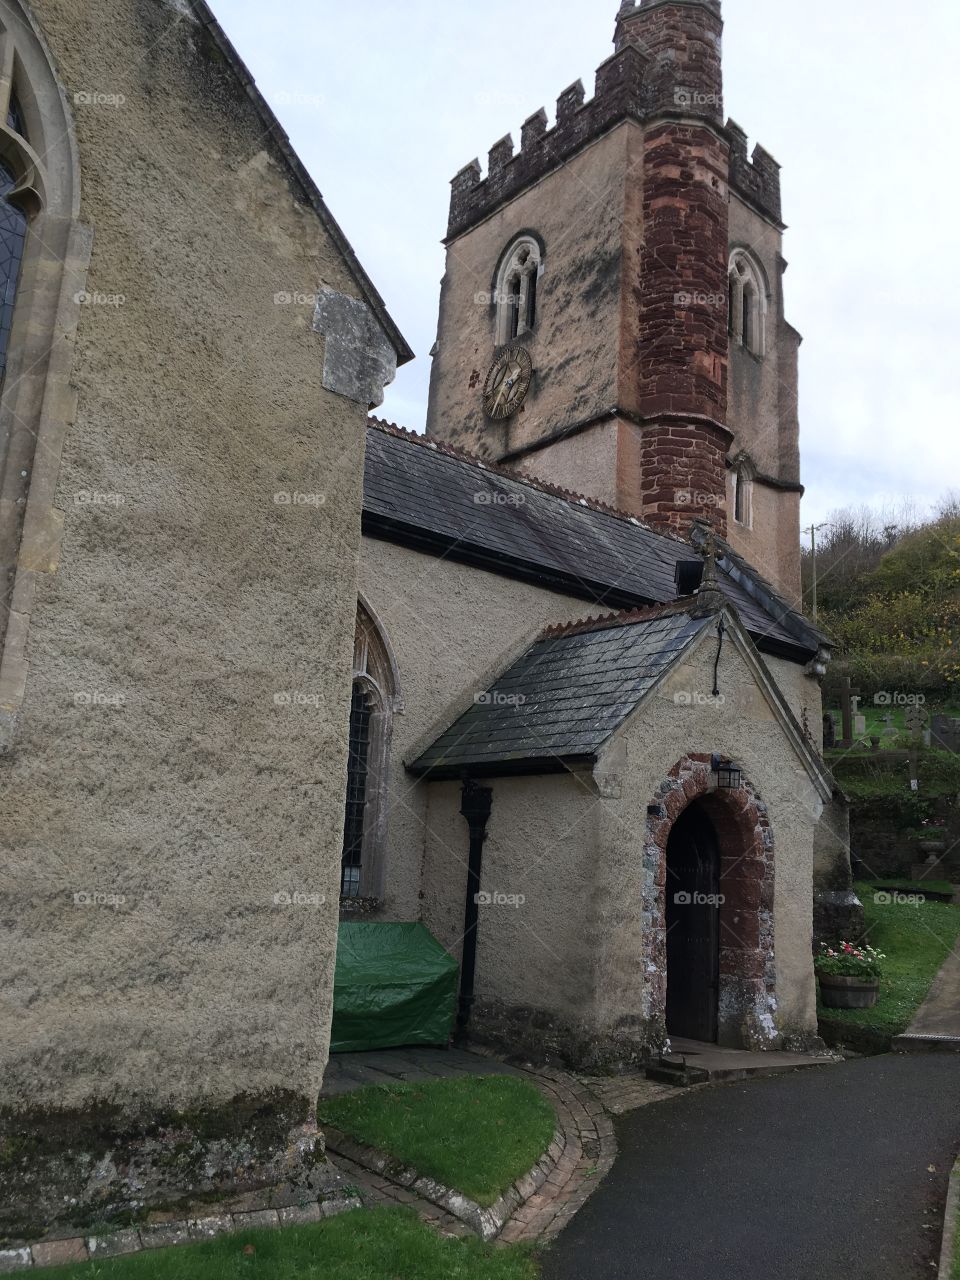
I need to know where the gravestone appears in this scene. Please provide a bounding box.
[906,705,928,740]
[837,677,860,749]
[931,715,960,754]
[823,712,836,749]
[854,714,867,737]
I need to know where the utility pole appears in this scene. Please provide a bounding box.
[804,522,831,621]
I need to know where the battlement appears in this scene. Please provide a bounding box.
[451,43,688,240]
[448,0,735,240]
[725,118,782,225]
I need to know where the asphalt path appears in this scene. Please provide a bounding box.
[541,1055,960,1280]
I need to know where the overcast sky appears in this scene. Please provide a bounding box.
[215,0,959,535]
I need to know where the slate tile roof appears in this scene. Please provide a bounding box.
[363,422,825,659]
[409,608,713,778]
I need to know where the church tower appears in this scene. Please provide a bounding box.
[425,0,803,601]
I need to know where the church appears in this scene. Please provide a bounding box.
[352,0,853,1066]
[0,0,859,1243]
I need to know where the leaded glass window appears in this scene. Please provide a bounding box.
[6,93,25,137]
[341,682,373,898]
[0,158,26,384]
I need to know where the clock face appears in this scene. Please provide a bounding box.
[482,346,533,421]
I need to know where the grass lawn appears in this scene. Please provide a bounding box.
[871,878,957,896]
[42,1207,538,1280]
[818,882,960,1049]
[317,1076,556,1207]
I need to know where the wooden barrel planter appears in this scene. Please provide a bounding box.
[817,972,880,1009]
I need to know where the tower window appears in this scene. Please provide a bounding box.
[728,250,766,357]
[732,459,754,528]
[494,235,543,346]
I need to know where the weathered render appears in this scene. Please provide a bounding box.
[0,0,408,1239]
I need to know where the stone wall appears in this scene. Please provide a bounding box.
[0,0,391,1235]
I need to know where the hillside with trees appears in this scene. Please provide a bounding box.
[803,495,960,705]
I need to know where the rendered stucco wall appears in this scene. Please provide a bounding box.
[765,651,822,746]
[1,0,370,1121]
[420,772,601,1036]
[358,536,597,919]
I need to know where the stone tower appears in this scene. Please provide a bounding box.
[425,0,802,600]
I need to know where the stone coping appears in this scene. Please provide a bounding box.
[937,1154,960,1280]
[325,1058,619,1245]
[0,1196,362,1273]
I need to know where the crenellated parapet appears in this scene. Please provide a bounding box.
[448,44,650,240]
[449,0,726,240]
[449,1,783,239]
[726,118,783,226]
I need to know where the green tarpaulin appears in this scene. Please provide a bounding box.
[330,922,458,1053]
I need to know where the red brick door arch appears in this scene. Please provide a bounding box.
[644,754,778,1049]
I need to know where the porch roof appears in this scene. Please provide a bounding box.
[408,606,713,779]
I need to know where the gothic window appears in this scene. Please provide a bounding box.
[339,602,401,901]
[0,157,25,383]
[495,235,542,346]
[728,250,766,357]
[0,1,84,749]
[341,683,373,897]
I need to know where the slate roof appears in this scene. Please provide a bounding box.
[409,608,714,778]
[363,422,827,660]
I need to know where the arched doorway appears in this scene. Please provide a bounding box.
[665,802,721,1042]
[643,754,778,1050]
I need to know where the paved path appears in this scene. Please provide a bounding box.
[541,1055,960,1280]
[321,1046,520,1097]
[897,941,960,1048]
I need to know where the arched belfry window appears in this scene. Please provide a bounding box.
[730,454,755,529]
[728,250,766,357]
[494,235,542,346]
[340,602,401,901]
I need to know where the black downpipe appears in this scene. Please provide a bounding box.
[456,779,493,1042]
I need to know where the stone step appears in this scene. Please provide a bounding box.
[892,1033,960,1054]
[644,1061,711,1088]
